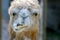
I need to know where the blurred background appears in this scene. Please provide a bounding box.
[2,0,13,40]
[47,0,60,40]
[1,0,60,40]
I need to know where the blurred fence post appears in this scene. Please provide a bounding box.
[0,0,2,40]
[39,0,43,40]
[40,0,47,40]
[43,0,47,40]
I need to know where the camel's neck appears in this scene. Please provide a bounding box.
[15,30,38,40]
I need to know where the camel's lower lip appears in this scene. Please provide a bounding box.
[15,26,26,31]
[15,28,24,31]
[14,28,26,32]
[13,26,27,32]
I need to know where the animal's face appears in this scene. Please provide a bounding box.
[9,2,40,32]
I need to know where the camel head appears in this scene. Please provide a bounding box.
[8,0,40,32]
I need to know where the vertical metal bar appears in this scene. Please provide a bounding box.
[43,0,47,40]
[0,0,2,40]
[39,0,43,40]
[39,0,47,40]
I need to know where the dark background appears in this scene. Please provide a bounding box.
[47,0,60,40]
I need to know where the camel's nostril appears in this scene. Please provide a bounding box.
[17,24,20,26]
[17,24,23,26]
[15,29,18,30]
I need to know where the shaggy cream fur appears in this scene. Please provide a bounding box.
[8,0,40,40]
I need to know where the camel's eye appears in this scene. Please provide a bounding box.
[33,13,38,16]
[13,13,16,16]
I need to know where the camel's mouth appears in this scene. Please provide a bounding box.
[14,26,27,32]
[15,26,24,30]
